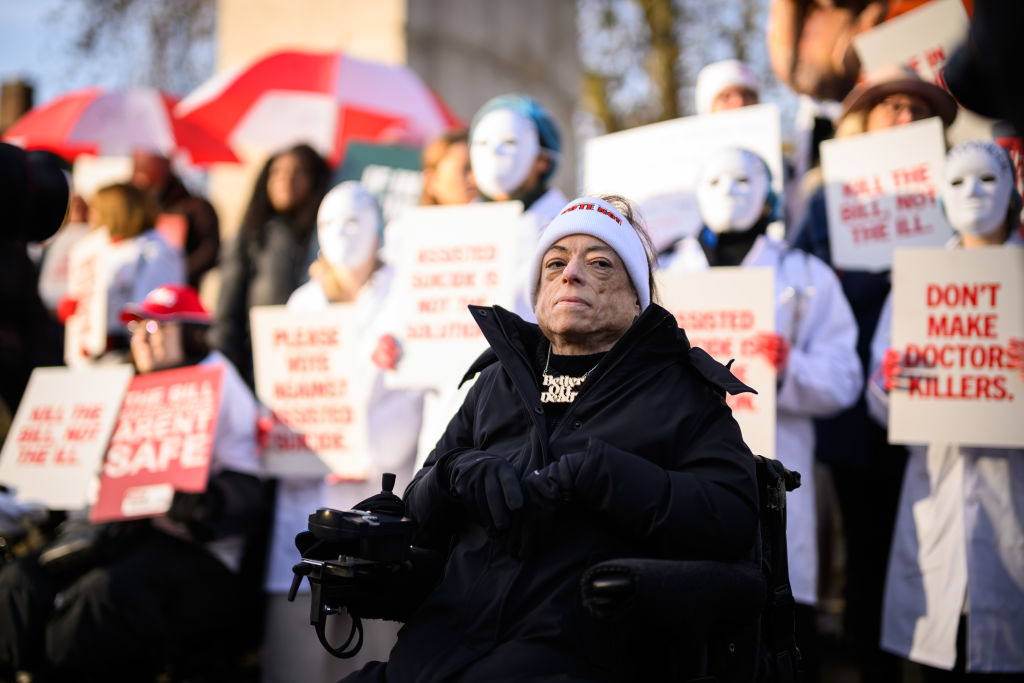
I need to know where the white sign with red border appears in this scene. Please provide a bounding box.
[64,229,110,366]
[889,246,1024,447]
[91,364,224,522]
[250,304,369,479]
[0,365,134,510]
[657,267,777,459]
[822,117,954,272]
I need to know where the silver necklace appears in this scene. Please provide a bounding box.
[540,343,600,404]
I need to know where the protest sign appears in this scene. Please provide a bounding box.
[583,104,783,252]
[332,141,423,223]
[64,229,110,366]
[383,202,532,389]
[822,117,953,271]
[0,365,133,510]
[250,304,368,479]
[91,364,223,522]
[657,267,777,459]
[889,246,1024,447]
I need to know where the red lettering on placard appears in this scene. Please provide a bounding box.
[852,224,889,243]
[896,215,932,236]
[405,322,482,340]
[286,354,330,373]
[411,272,477,288]
[674,310,755,331]
[926,313,997,338]
[17,449,49,464]
[30,406,63,421]
[417,245,496,263]
[925,46,946,68]
[904,343,1005,369]
[926,283,1001,307]
[273,327,339,347]
[907,374,1009,400]
[72,404,102,420]
[417,298,449,313]
[892,164,930,187]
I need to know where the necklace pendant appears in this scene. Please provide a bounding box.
[540,372,585,403]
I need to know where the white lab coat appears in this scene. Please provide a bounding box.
[265,265,425,594]
[867,235,1024,672]
[661,234,863,606]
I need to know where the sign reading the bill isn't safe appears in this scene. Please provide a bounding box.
[889,246,1024,448]
[91,364,223,522]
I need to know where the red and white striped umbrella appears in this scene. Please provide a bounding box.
[1,86,239,165]
[174,49,462,166]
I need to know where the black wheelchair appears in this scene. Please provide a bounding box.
[289,455,802,683]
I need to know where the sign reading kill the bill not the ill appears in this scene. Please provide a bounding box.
[583,104,783,252]
[657,267,777,459]
[821,117,954,272]
[0,365,134,510]
[383,201,532,390]
[64,229,110,367]
[250,304,368,479]
[889,246,1024,448]
[91,364,223,522]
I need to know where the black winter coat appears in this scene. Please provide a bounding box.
[350,304,759,683]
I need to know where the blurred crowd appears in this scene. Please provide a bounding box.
[1,1,1023,682]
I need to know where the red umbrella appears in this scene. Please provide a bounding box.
[1,86,239,165]
[174,49,462,166]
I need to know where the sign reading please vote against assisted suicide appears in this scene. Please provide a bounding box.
[890,247,1024,448]
[250,304,368,479]
[657,267,777,460]
[822,117,954,272]
[0,365,134,510]
[384,201,532,390]
[91,364,223,522]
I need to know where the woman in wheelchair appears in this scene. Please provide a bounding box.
[340,196,761,683]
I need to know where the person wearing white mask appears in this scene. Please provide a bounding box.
[261,182,425,683]
[866,140,1024,680]
[661,147,862,680]
[468,93,567,230]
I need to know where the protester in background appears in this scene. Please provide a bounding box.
[694,59,761,115]
[418,129,477,207]
[262,182,424,683]
[788,63,958,681]
[866,140,1024,681]
[662,147,862,682]
[0,283,268,681]
[130,150,221,289]
[469,93,566,230]
[210,143,329,387]
[341,195,759,682]
[57,182,185,362]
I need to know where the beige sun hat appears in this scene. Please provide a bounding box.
[837,63,958,127]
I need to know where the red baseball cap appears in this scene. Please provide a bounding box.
[120,283,212,325]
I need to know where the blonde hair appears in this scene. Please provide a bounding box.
[92,182,154,239]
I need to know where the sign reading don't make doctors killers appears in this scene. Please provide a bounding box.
[890,246,1024,448]
[90,364,223,522]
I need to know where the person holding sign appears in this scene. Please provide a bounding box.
[260,183,425,683]
[419,129,478,207]
[0,284,268,681]
[339,195,760,682]
[662,146,862,679]
[866,140,1024,678]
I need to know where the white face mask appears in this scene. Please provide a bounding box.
[941,142,1013,237]
[316,183,380,271]
[696,148,771,233]
[470,109,541,199]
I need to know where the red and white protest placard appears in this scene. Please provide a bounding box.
[854,0,968,88]
[0,365,133,510]
[584,104,783,252]
[383,202,532,389]
[250,304,368,479]
[64,229,110,366]
[890,246,1024,447]
[657,267,777,459]
[822,117,954,272]
[91,364,223,522]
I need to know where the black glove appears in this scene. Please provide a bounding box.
[166,486,224,541]
[522,452,586,505]
[444,450,524,532]
[505,479,560,559]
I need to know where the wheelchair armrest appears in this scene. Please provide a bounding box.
[581,558,766,635]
